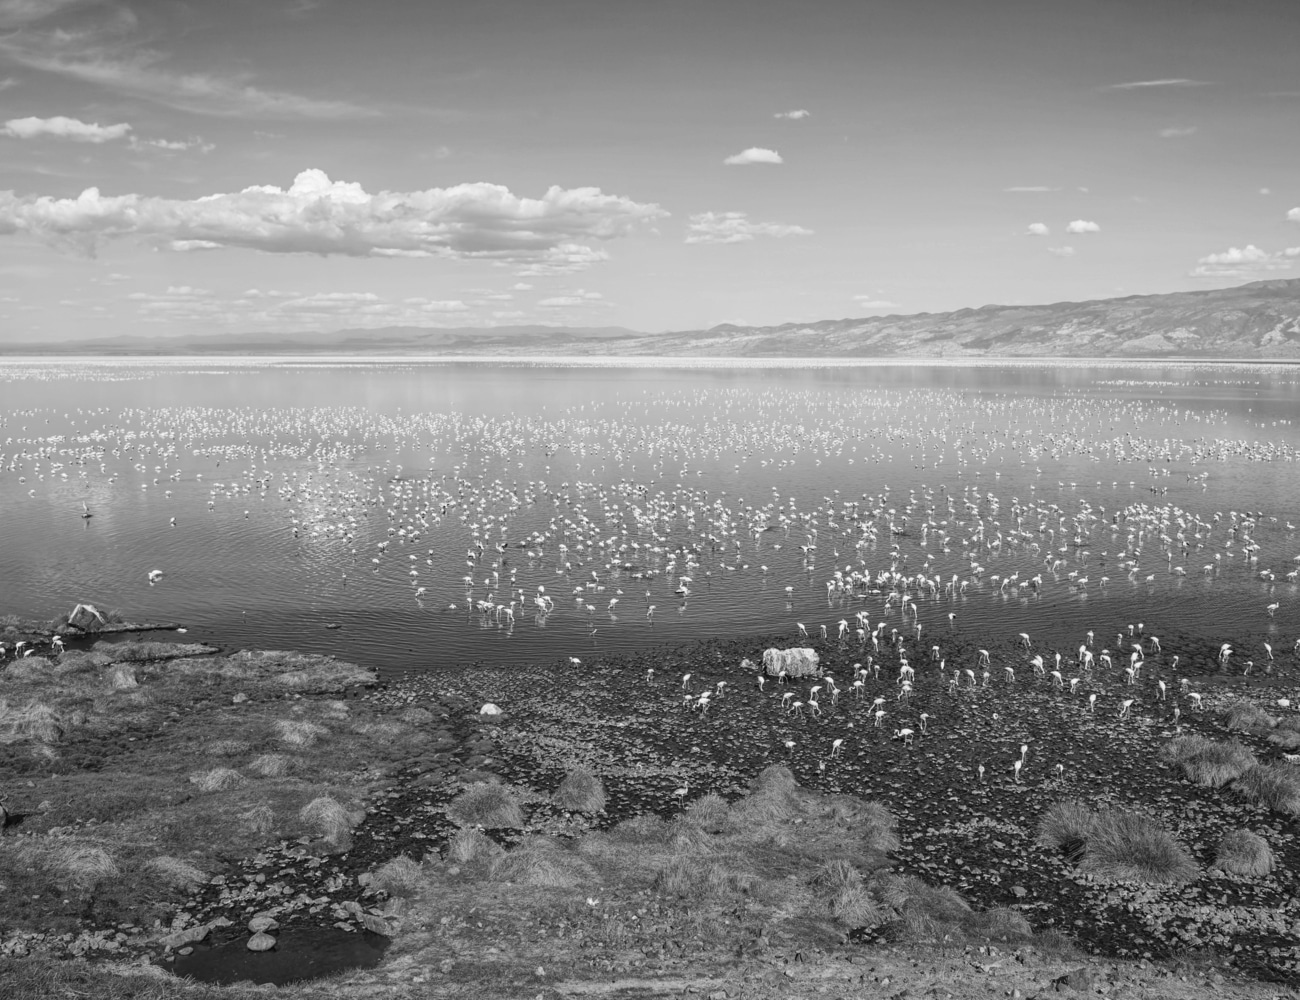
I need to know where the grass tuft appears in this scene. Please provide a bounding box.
[447,782,524,829]
[490,842,594,889]
[553,767,607,814]
[371,855,426,897]
[1036,800,1097,850]
[1212,829,1275,876]
[446,826,504,864]
[239,803,275,835]
[298,796,356,844]
[106,665,137,689]
[247,753,293,777]
[189,767,247,793]
[140,855,207,890]
[683,792,733,833]
[1224,700,1277,732]
[273,719,328,748]
[1233,762,1300,816]
[204,739,251,757]
[1077,808,1198,885]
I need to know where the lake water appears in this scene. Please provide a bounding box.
[2,358,1298,678]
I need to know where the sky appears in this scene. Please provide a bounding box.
[0,0,1298,342]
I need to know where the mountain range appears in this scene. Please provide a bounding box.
[7,278,1300,359]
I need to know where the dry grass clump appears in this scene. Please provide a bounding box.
[1077,808,1198,885]
[370,855,427,897]
[299,796,360,844]
[239,803,275,835]
[106,665,137,689]
[1224,700,1278,732]
[247,753,293,777]
[1212,829,1276,876]
[683,792,733,833]
[189,767,247,793]
[1269,730,1300,750]
[0,699,62,743]
[273,719,328,748]
[490,839,596,889]
[1160,736,1256,787]
[446,827,504,864]
[609,813,669,845]
[553,767,607,814]
[140,855,207,890]
[1233,762,1300,816]
[447,782,525,829]
[204,739,251,757]
[19,843,122,891]
[1036,799,1098,851]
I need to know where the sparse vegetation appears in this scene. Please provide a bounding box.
[1233,761,1300,816]
[1076,808,1199,886]
[1161,734,1257,787]
[552,766,607,813]
[1036,799,1097,851]
[1223,700,1277,733]
[1212,829,1276,876]
[370,855,426,897]
[446,781,525,829]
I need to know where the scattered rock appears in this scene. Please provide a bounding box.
[479,702,503,715]
[1053,967,1094,992]
[247,915,279,933]
[246,932,277,952]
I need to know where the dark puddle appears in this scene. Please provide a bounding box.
[167,927,389,986]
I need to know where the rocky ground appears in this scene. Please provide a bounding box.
[2,617,1299,998]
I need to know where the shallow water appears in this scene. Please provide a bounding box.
[2,358,1298,678]
[168,926,388,986]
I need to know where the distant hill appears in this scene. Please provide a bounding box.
[7,279,1300,358]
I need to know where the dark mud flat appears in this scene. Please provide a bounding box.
[169,926,388,985]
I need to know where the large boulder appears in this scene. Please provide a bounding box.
[762,647,820,679]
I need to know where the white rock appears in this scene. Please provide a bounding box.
[247,915,278,933]
[479,703,503,715]
[246,931,277,952]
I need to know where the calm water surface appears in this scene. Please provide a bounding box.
[2,358,1298,678]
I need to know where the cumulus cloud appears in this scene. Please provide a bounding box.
[516,243,613,276]
[773,109,809,119]
[1104,78,1210,90]
[685,211,812,245]
[1288,207,1300,223]
[0,169,666,262]
[1065,219,1100,234]
[723,147,783,166]
[852,296,899,309]
[130,135,214,153]
[1189,244,1296,278]
[1025,222,1049,236]
[1158,126,1197,138]
[1047,246,1076,257]
[2,114,131,142]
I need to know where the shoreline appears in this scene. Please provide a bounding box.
[2,618,1299,994]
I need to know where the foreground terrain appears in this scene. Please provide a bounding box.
[1,616,1298,998]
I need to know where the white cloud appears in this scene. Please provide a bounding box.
[538,289,604,308]
[852,297,899,309]
[1047,246,1076,257]
[773,109,809,119]
[512,282,533,290]
[1065,219,1100,234]
[1189,244,1295,278]
[1025,222,1049,236]
[1104,78,1210,90]
[723,147,783,166]
[2,115,131,142]
[1158,126,1197,138]
[0,169,666,261]
[685,211,812,244]
[516,242,612,276]
[1287,207,1300,223]
[129,135,214,153]
[0,11,377,119]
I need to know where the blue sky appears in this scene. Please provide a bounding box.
[0,0,1298,341]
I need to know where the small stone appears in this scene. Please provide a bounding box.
[479,703,502,715]
[247,915,279,933]
[246,932,276,952]
[177,946,193,956]
[1011,885,1027,898]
